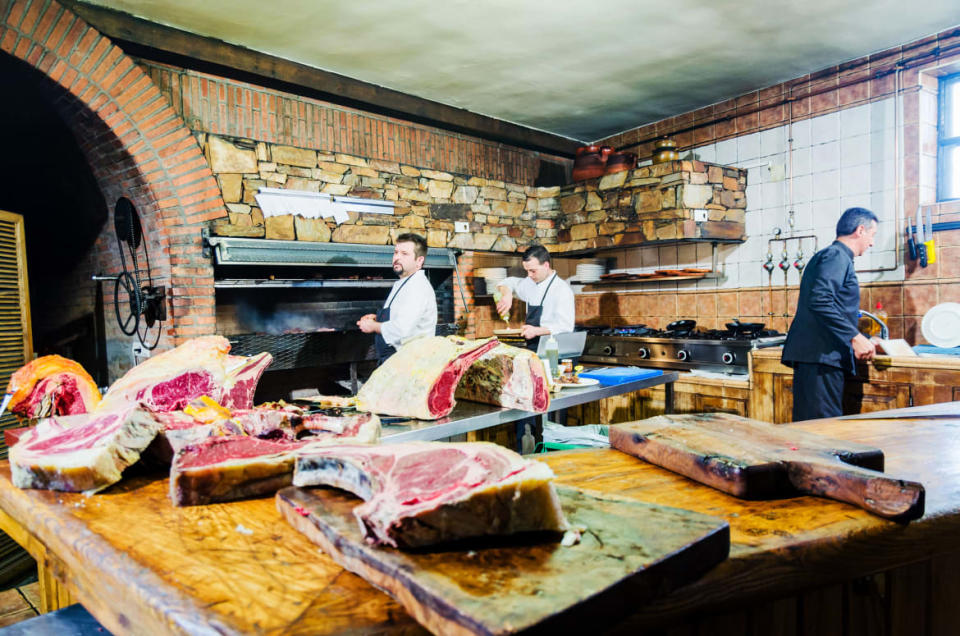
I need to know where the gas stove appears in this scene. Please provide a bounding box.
[581,324,786,374]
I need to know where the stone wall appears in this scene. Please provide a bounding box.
[206,133,748,254]
[554,161,747,253]
[204,133,559,253]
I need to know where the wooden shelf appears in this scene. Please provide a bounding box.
[578,272,718,286]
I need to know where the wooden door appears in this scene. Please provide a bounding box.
[0,210,32,455]
[0,210,34,589]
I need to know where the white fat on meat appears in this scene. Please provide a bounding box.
[293,441,569,548]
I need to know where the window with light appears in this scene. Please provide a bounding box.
[940,73,960,201]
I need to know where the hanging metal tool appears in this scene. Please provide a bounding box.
[112,197,166,349]
[925,207,936,265]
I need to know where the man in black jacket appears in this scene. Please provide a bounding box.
[781,207,879,421]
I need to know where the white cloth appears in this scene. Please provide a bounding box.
[380,270,437,348]
[500,272,575,335]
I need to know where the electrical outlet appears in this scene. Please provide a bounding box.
[454,221,470,233]
[767,163,786,182]
[694,209,709,223]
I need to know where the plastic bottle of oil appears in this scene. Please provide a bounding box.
[873,301,888,336]
[859,301,888,337]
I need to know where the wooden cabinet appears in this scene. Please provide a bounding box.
[751,348,960,423]
[566,374,751,426]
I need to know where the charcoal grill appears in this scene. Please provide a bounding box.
[227,330,376,370]
[206,235,464,395]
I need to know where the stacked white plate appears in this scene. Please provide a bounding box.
[575,262,605,283]
[475,267,507,294]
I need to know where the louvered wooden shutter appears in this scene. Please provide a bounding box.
[0,210,32,459]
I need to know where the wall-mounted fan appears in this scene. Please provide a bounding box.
[112,197,166,349]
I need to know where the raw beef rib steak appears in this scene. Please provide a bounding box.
[293,441,569,548]
[10,407,162,493]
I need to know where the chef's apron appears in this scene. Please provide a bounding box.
[374,274,414,364]
[523,273,558,352]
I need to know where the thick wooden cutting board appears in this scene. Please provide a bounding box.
[277,484,729,636]
[610,413,925,521]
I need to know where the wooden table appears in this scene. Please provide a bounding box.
[1,409,960,634]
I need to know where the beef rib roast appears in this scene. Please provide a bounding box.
[356,336,500,420]
[455,342,551,412]
[292,442,569,548]
[5,355,102,420]
[96,336,273,413]
[10,407,163,493]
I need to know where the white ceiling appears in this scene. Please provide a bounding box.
[78,0,960,142]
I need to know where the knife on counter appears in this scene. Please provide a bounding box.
[916,208,927,267]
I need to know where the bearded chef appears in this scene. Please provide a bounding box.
[358,233,437,364]
[495,244,575,351]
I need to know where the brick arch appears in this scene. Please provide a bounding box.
[1,0,227,350]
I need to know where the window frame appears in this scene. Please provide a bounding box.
[938,72,960,202]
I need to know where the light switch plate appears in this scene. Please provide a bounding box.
[694,209,709,223]
[454,221,470,233]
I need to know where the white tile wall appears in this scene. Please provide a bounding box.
[811,112,840,145]
[840,104,871,138]
[683,95,904,288]
[811,141,840,172]
[840,134,871,167]
[579,97,904,298]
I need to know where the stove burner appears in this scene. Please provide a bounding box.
[586,325,784,341]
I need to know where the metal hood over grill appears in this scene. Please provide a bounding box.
[205,235,458,269]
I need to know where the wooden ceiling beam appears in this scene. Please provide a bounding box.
[63,1,580,157]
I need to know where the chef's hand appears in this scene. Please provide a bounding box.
[852,333,876,361]
[495,287,512,315]
[357,314,380,334]
[521,325,548,340]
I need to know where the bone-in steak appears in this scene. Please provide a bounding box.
[293,442,569,548]
[10,407,162,493]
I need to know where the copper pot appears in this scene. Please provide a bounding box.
[651,138,679,164]
[604,151,637,174]
[572,145,614,181]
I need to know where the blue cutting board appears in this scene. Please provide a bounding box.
[579,366,663,385]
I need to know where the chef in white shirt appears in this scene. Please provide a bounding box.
[358,233,437,364]
[495,244,575,352]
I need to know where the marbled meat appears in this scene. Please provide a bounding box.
[293,442,569,548]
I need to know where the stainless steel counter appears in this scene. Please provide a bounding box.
[381,371,678,443]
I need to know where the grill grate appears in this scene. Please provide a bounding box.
[227,331,376,370]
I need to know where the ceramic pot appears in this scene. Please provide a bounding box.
[651,138,679,164]
[572,145,613,181]
[604,151,637,174]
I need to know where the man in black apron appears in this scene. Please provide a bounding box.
[358,233,438,365]
[495,245,575,354]
[520,273,557,352]
[495,245,576,452]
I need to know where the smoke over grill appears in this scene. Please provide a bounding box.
[236,301,337,335]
